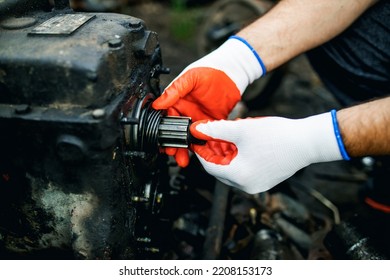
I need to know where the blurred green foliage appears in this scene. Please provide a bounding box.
[169,0,202,42]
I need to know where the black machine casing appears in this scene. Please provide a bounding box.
[0,6,168,259]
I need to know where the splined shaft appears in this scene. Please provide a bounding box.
[158,116,205,148]
[125,95,206,153]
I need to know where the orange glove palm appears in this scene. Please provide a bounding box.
[153,36,265,167]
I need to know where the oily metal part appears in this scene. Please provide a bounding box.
[124,94,205,152]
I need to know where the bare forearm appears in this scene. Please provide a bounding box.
[338,97,390,157]
[237,0,378,71]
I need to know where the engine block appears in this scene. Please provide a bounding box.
[0,4,169,259]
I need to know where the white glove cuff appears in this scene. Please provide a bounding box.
[190,36,265,94]
[261,112,345,176]
[229,35,267,76]
[296,112,345,165]
[330,109,351,160]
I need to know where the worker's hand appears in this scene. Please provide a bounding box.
[190,112,346,194]
[153,36,265,167]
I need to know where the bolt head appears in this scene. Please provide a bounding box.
[108,38,122,48]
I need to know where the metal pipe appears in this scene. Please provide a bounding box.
[202,180,229,260]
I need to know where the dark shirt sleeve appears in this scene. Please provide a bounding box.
[306,1,390,106]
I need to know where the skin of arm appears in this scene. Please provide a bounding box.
[238,0,379,71]
[338,97,390,157]
[238,0,388,157]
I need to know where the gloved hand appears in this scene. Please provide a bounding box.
[190,111,349,194]
[152,36,266,167]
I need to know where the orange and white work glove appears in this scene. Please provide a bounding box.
[190,110,350,194]
[152,36,266,167]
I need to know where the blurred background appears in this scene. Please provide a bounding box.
[1,0,386,260]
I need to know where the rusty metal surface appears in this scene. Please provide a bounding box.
[0,11,160,108]
[0,5,168,259]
